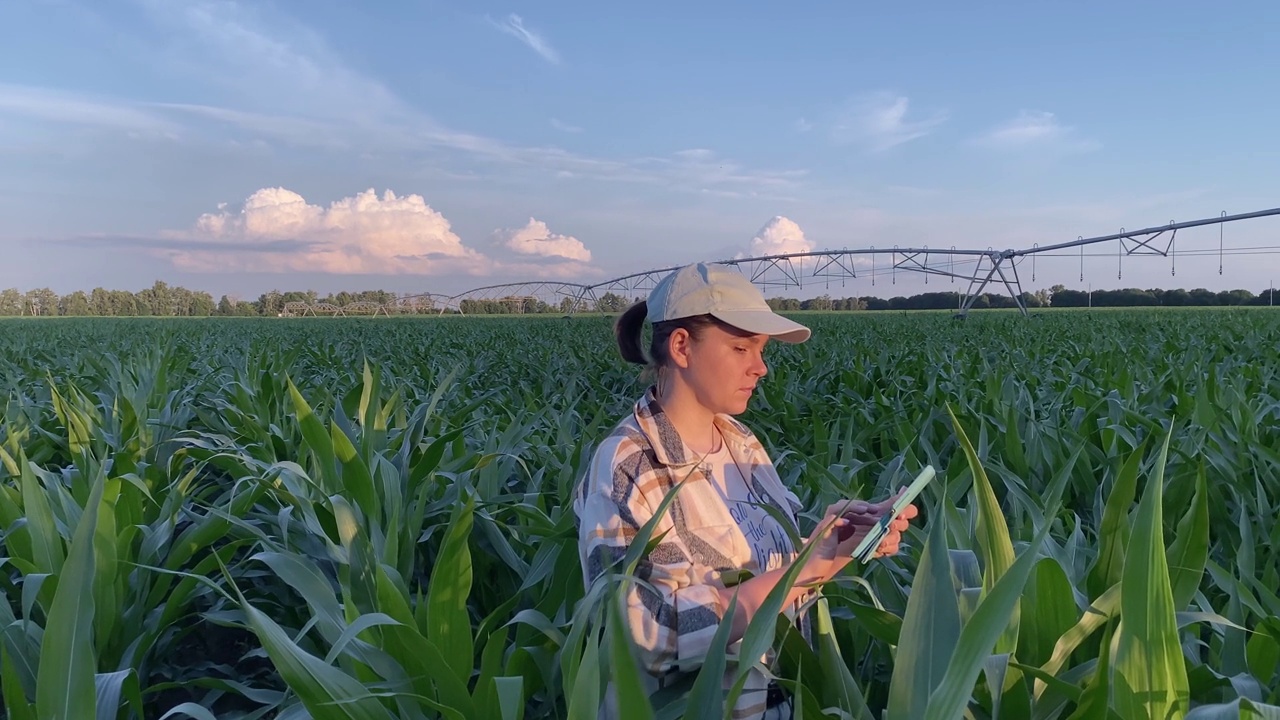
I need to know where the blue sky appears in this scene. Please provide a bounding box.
[3,0,1279,300]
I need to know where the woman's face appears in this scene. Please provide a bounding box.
[671,322,770,415]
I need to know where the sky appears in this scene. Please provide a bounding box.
[3,0,1280,302]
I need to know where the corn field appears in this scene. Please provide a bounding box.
[1,310,1278,719]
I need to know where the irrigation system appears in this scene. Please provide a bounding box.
[280,206,1280,318]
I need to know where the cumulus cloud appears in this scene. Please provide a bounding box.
[494,218,591,262]
[152,187,602,281]
[743,216,813,258]
[163,187,487,274]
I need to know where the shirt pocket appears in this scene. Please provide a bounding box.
[679,522,751,579]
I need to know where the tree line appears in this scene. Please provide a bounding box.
[1,281,1275,317]
[761,284,1277,312]
[0,283,416,317]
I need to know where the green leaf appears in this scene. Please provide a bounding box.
[2,645,35,720]
[948,403,1019,655]
[1036,582,1121,699]
[35,463,104,720]
[1066,618,1115,720]
[1166,464,1209,610]
[330,419,380,521]
[1246,617,1280,696]
[924,519,1051,720]
[679,589,732,719]
[1113,425,1191,720]
[886,504,960,720]
[1087,440,1143,600]
[813,598,873,720]
[606,588,655,720]
[222,565,396,719]
[94,668,144,720]
[1185,698,1280,719]
[288,377,340,493]
[565,606,602,720]
[1017,558,1079,668]
[19,456,64,577]
[427,489,476,687]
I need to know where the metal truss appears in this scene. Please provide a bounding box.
[434,205,1280,318]
[280,205,1280,319]
[411,281,597,314]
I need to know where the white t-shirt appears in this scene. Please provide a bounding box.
[701,439,795,574]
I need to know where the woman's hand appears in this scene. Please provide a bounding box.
[804,492,920,577]
[858,490,918,558]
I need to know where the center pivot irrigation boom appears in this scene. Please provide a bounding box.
[413,206,1280,318]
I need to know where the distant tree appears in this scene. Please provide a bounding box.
[804,294,833,311]
[60,290,91,316]
[595,292,629,313]
[25,288,58,316]
[1051,289,1089,307]
[257,290,285,316]
[0,288,22,315]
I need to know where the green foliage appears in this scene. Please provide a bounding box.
[0,309,1279,718]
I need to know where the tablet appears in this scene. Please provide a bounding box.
[851,464,935,562]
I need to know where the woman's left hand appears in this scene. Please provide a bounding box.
[858,489,919,558]
[822,492,919,559]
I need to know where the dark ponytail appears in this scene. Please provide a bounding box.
[615,300,734,373]
[614,301,650,365]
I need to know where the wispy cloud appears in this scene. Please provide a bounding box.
[973,110,1100,153]
[550,118,583,133]
[488,13,560,65]
[141,1,799,192]
[0,83,179,137]
[830,92,947,152]
[7,2,802,199]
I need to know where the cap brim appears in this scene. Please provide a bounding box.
[711,309,811,343]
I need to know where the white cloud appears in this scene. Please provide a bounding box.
[831,92,946,152]
[8,1,806,207]
[489,13,561,65]
[0,83,178,137]
[744,216,813,258]
[973,110,1100,152]
[494,218,592,262]
[138,0,411,124]
[794,118,813,133]
[167,187,487,274]
[156,187,602,281]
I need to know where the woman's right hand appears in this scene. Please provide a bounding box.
[801,501,876,581]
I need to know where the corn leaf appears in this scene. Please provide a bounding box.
[34,462,104,720]
[886,504,960,720]
[1113,425,1190,720]
[1087,440,1144,600]
[948,404,1019,655]
[924,518,1050,720]
[426,489,476,687]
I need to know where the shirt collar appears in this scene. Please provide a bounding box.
[632,385,757,466]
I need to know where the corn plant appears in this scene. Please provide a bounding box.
[0,309,1278,718]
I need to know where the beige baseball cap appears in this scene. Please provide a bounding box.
[646,262,811,343]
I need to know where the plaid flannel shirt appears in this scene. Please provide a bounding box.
[574,387,814,719]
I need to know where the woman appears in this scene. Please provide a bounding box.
[574,262,917,719]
